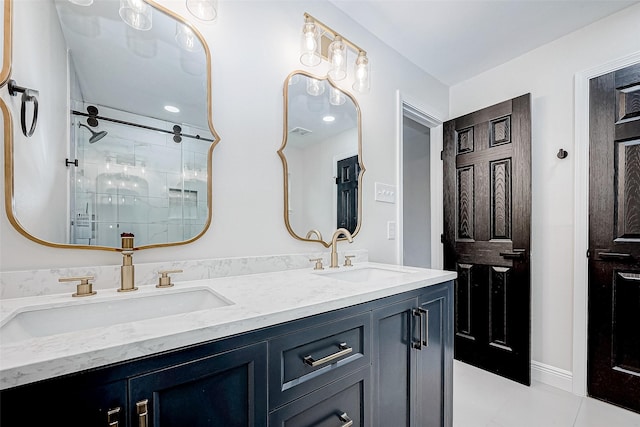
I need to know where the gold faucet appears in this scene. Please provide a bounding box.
[118,233,137,292]
[330,228,353,268]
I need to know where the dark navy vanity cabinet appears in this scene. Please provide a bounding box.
[0,281,452,427]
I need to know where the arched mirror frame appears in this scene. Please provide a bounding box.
[2,0,220,252]
[278,70,365,248]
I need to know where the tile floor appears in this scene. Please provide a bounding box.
[453,361,640,427]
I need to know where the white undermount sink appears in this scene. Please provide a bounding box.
[316,266,413,283]
[0,287,233,345]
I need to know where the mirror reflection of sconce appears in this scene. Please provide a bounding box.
[300,13,370,93]
[7,79,39,137]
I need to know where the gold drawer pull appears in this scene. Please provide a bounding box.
[137,399,149,427]
[107,407,121,427]
[339,412,354,427]
[303,342,352,367]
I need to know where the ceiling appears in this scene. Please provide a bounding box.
[328,0,638,85]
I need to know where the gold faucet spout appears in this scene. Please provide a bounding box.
[330,228,353,268]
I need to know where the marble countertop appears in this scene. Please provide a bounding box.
[0,262,456,390]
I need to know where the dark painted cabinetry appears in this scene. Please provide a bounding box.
[129,342,268,427]
[0,282,452,427]
[372,284,453,427]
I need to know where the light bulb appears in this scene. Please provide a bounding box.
[353,52,370,93]
[300,18,321,66]
[328,36,347,81]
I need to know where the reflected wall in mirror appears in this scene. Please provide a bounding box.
[5,0,219,250]
[278,71,364,248]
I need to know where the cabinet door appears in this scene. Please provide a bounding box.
[129,342,268,427]
[372,297,418,427]
[269,367,369,427]
[416,284,454,427]
[0,377,126,427]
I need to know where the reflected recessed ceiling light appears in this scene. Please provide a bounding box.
[164,105,180,113]
[323,115,336,122]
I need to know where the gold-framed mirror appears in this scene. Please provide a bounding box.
[4,0,219,251]
[0,0,11,86]
[278,71,364,248]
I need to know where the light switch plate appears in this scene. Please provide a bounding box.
[375,182,396,204]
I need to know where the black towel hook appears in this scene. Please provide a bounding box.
[7,79,39,138]
[557,148,568,159]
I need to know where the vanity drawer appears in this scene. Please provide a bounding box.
[269,312,371,409]
[269,367,370,427]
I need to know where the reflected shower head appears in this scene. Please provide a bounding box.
[78,122,107,144]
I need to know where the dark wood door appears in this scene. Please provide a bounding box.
[443,94,532,385]
[337,155,359,234]
[129,342,268,426]
[588,62,640,414]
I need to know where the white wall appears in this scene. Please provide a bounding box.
[0,0,448,272]
[449,3,640,374]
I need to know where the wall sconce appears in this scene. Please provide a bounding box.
[300,13,370,93]
[186,0,218,21]
[119,0,153,31]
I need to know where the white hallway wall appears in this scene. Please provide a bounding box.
[449,3,640,380]
[0,0,448,271]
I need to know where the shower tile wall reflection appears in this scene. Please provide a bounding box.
[72,106,211,247]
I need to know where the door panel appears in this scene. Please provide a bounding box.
[588,62,640,413]
[444,94,531,385]
[337,155,359,234]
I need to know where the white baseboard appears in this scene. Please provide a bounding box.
[531,360,573,393]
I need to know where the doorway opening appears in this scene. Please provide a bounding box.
[397,94,444,269]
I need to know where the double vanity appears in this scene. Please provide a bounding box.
[1,1,456,425]
[0,261,455,426]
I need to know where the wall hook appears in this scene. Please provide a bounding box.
[557,148,568,159]
[8,79,39,138]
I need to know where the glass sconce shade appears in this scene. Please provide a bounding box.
[119,0,152,31]
[68,0,94,6]
[352,52,370,93]
[329,87,346,106]
[306,78,325,96]
[328,36,347,81]
[300,18,321,67]
[186,0,218,21]
[176,23,200,52]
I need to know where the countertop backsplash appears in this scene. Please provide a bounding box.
[0,250,369,300]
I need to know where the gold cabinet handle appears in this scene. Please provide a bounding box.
[339,412,354,427]
[303,342,352,367]
[136,399,149,427]
[107,407,121,427]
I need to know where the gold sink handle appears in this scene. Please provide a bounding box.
[156,269,183,288]
[59,276,96,297]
